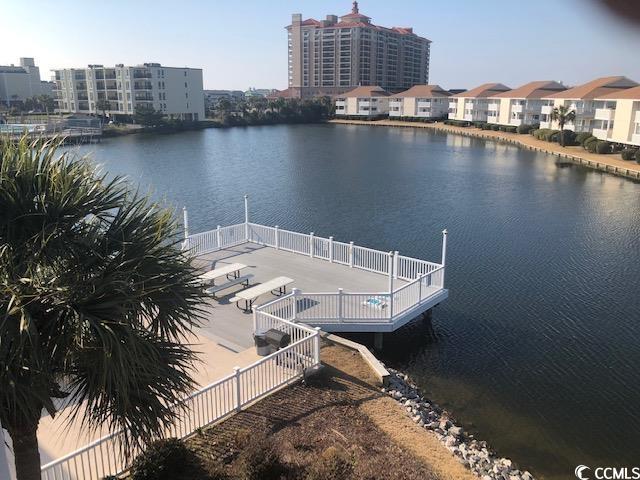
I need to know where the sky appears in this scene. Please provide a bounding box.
[2,0,640,91]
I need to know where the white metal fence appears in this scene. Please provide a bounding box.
[40,318,319,480]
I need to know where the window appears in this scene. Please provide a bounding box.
[184,71,187,76]
[184,82,188,88]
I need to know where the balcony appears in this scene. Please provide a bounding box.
[632,133,640,145]
[133,71,152,79]
[541,105,553,115]
[635,111,640,124]
[592,128,612,140]
[134,82,153,90]
[595,108,615,121]
[134,94,154,101]
[487,103,500,112]
[448,102,457,110]
[105,81,118,90]
[511,104,523,113]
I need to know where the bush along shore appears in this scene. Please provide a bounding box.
[382,367,535,480]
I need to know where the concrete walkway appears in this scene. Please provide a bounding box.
[34,331,259,466]
[330,119,640,180]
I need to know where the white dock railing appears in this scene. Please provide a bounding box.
[183,217,447,326]
[40,317,319,480]
[184,222,443,283]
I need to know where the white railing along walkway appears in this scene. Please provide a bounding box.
[40,318,319,480]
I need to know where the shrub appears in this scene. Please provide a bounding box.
[595,141,612,154]
[130,439,190,480]
[586,139,598,153]
[473,121,486,128]
[490,124,500,131]
[559,129,577,146]
[480,123,493,130]
[530,128,541,137]
[636,149,640,163]
[305,446,354,480]
[583,136,597,150]
[576,132,593,146]
[505,126,517,133]
[543,130,560,142]
[517,124,533,134]
[235,433,284,480]
[621,148,638,160]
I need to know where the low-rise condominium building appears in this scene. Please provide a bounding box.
[53,63,204,121]
[539,76,638,132]
[592,86,640,146]
[486,81,567,127]
[448,83,511,122]
[388,85,451,119]
[335,85,391,117]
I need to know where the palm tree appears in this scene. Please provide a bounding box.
[0,136,206,480]
[550,105,576,146]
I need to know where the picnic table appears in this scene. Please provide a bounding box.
[230,276,294,312]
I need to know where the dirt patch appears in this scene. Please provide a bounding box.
[175,341,474,479]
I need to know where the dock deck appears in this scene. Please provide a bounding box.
[186,212,449,334]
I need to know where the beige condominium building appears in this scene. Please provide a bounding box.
[486,81,567,127]
[53,63,204,120]
[388,85,451,119]
[0,57,51,106]
[539,76,637,132]
[286,1,431,98]
[592,86,640,146]
[448,83,511,122]
[335,85,391,117]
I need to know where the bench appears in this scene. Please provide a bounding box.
[230,276,294,312]
[204,274,254,297]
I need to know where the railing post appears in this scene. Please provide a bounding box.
[309,232,315,258]
[388,251,394,319]
[337,288,344,322]
[419,274,423,301]
[313,327,321,366]
[234,366,242,412]
[252,307,258,333]
[182,206,189,239]
[328,236,334,263]
[441,229,448,287]
[0,421,10,480]
[291,288,300,321]
[394,250,399,279]
[244,194,249,241]
[275,225,279,250]
[216,225,221,249]
[349,241,354,268]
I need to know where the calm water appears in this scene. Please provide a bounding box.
[72,125,640,479]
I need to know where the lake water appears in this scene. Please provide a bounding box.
[72,124,640,479]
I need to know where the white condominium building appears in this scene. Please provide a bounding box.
[539,76,637,132]
[53,63,204,121]
[389,85,451,119]
[448,83,511,122]
[486,81,567,127]
[287,1,431,97]
[592,86,640,146]
[335,85,391,117]
[0,57,51,106]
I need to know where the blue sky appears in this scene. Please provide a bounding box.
[2,0,640,91]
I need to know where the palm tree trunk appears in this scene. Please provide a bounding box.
[6,419,41,480]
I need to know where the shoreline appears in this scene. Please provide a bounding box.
[329,119,640,181]
[332,334,534,479]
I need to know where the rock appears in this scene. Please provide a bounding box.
[439,419,451,430]
[449,426,463,437]
[444,435,458,447]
